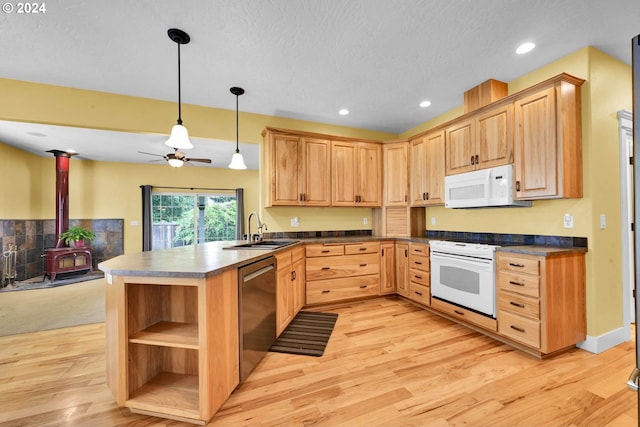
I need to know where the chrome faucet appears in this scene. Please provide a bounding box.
[246,211,266,242]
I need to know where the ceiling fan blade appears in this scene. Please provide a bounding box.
[138,151,165,158]
[186,158,212,163]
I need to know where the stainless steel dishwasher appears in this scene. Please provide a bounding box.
[238,256,276,382]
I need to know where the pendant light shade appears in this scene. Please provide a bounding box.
[165,28,193,150]
[228,86,247,170]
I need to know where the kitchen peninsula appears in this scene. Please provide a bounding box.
[99,241,294,425]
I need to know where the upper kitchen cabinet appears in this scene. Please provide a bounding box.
[383,141,409,206]
[445,104,513,175]
[410,129,445,206]
[332,141,382,207]
[513,74,584,199]
[263,128,331,207]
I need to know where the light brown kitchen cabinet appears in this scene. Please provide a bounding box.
[410,130,444,206]
[262,129,331,207]
[496,251,586,355]
[305,242,380,304]
[445,104,513,176]
[406,242,430,306]
[395,242,409,297]
[379,242,396,295]
[332,141,382,207]
[383,141,409,206]
[275,246,306,335]
[513,74,584,199]
[105,271,239,425]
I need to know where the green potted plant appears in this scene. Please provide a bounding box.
[59,226,96,248]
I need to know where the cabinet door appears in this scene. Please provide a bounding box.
[383,142,409,206]
[272,135,302,205]
[514,87,557,198]
[302,138,331,206]
[395,243,409,296]
[276,266,294,336]
[445,118,475,175]
[476,104,513,169]
[357,142,382,206]
[410,137,428,206]
[292,257,306,314]
[425,130,445,205]
[380,243,396,294]
[331,141,357,206]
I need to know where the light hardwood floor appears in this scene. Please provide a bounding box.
[0,297,636,426]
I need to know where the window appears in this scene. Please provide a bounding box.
[151,192,237,250]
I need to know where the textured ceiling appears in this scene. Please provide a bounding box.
[0,0,638,166]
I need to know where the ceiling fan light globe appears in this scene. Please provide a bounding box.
[168,158,184,168]
[165,124,193,150]
[229,152,247,170]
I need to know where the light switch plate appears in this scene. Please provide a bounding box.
[564,213,574,228]
[600,214,606,229]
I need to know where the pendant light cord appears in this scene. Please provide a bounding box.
[177,42,182,125]
[235,94,240,153]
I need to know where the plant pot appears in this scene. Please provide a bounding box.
[73,240,86,248]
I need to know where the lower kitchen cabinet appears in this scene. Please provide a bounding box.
[305,242,380,304]
[496,251,586,354]
[379,241,396,295]
[406,242,430,306]
[276,245,305,335]
[395,242,409,297]
[105,270,239,425]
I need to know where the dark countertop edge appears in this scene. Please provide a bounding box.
[99,237,585,279]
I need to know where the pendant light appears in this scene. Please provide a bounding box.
[165,28,194,150]
[228,86,248,170]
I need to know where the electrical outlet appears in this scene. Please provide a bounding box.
[563,213,574,228]
[130,220,139,226]
[431,217,436,226]
[363,217,368,225]
[291,217,299,227]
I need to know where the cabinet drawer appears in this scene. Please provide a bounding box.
[344,242,380,255]
[407,282,430,306]
[409,243,429,256]
[306,253,379,280]
[306,275,379,304]
[498,310,540,349]
[291,246,305,262]
[409,268,430,286]
[498,292,539,319]
[305,244,344,257]
[431,298,497,332]
[408,253,429,272]
[498,255,540,275]
[498,271,540,298]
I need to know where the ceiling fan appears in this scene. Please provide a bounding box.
[139,149,212,167]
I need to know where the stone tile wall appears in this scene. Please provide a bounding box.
[1,218,124,282]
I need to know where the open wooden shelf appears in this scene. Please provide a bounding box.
[127,372,200,418]
[128,321,198,349]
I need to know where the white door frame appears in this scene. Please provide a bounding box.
[619,109,634,332]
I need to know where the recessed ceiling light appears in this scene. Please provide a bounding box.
[339,109,349,116]
[419,100,432,108]
[516,42,535,55]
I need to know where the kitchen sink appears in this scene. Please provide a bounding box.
[223,240,299,250]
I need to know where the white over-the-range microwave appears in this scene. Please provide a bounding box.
[444,164,532,209]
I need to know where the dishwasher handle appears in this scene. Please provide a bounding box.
[242,264,274,283]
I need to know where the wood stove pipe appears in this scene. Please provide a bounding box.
[46,150,77,248]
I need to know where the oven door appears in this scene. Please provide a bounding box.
[430,251,496,317]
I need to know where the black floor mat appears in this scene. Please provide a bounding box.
[269,311,338,357]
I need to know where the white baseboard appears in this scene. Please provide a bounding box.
[577,326,631,354]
